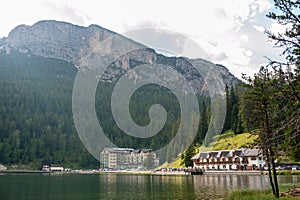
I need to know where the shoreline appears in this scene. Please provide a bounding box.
[1,169,299,176]
[0,169,262,175]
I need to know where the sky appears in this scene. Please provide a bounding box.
[0,0,286,78]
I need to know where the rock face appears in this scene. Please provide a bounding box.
[5,20,117,65]
[1,20,240,95]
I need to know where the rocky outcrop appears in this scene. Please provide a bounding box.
[0,37,5,45]
[5,20,116,65]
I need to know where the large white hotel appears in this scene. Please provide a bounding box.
[191,148,266,171]
[100,148,158,169]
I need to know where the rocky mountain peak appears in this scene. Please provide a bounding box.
[5,20,117,65]
[1,20,240,94]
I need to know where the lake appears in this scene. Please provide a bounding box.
[0,173,299,200]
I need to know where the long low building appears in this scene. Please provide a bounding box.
[42,164,64,172]
[191,148,266,171]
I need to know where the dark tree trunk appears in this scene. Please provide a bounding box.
[265,149,276,196]
[270,148,279,197]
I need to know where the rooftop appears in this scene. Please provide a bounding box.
[101,148,151,154]
[191,148,262,160]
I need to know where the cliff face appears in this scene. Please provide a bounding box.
[1,20,240,95]
[5,20,116,65]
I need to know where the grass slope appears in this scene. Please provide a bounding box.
[160,130,258,168]
[209,130,258,150]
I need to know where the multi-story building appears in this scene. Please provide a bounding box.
[191,148,266,171]
[100,148,158,169]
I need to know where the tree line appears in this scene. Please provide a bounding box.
[242,0,299,197]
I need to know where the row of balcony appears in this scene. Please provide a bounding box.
[194,160,249,165]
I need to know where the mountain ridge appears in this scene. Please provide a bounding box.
[0,20,240,95]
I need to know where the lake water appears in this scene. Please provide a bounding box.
[0,173,299,200]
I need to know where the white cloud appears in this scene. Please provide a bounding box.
[244,49,253,57]
[44,2,89,25]
[240,35,249,43]
[257,0,273,12]
[269,21,289,35]
[253,25,265,32]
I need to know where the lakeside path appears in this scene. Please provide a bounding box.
[0,170,48,174]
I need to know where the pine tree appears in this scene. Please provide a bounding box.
[222,85,231,132]
[199,101,208,140]
[230,87,243,134]
[265,0,300,164]
[242,67,280,197]
[181,145,195,167]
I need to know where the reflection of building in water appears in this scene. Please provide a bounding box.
[100,148,159,169]
[192,175,269,198]
[99,174,117,199]
[191,148,266,171]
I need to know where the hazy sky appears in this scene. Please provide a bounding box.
[0,0,286,78]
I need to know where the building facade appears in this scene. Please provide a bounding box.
[100,148,158,169]
[42,164,64,172]
[191,148,266,171]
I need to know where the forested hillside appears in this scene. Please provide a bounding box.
[0,51,99,168]
[0,51,211,168]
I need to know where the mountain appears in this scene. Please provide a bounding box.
[3,20,116,65]
[0,20,240,168]
[0,20,239,95]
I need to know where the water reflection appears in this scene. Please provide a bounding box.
[0,174,299,200]
[98,174,197,199]
[98,174,300,199]
[192,175,269,199]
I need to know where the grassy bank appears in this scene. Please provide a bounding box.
[161,130,258,168]
[208,130,258,150]
[226,183,300,200]
[277,171,300,175]
[262,170,300,176]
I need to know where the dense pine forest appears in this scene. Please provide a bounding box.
[0,50,211,168]
[0,51,99,168]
